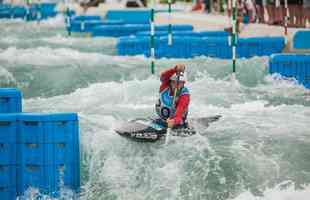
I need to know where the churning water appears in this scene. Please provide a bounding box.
[1,17,310,200]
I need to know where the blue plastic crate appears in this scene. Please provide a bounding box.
[48,114,78,143]
[0,10,10,18]
[17,164,53,196]
[70,19,103,32]
[0,165,16,187]
[17,143,44,165]
[72,15,101,21]
[293,31,310,49]
[105,10,151,24]
[17,164,80,197]
[11,6,26,18]
[136,31,205,38]
[155,25,193,32]
[269,54,310,88]
[0,88,22,113]
[0,186,16,200]
[24,3,57,21]
[17,113,78,143]
[53,163,80,192]
[17,120,45,143]
[0,114,17,143]
[0,143,16,165]
[17,142,76,165]
[49,143,75,165]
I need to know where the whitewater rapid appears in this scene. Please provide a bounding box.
[1,17,310,200]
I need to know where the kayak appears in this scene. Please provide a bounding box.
[115,115,221,142]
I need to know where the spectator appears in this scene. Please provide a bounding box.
[192,0,203,11]
[203,0,211,12]
[274,0,283,24]
[255,0,265,22]
[266,0,276,24]
[295,0,303,27]
[244,0,257,22]
[287,0,299,27]
[304,0,310,27]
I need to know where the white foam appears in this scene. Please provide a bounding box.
[0,46,145,67]
[231,183,310,200]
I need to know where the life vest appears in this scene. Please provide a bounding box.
[155,86,189,122]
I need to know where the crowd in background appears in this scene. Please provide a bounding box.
[193,0,310,27]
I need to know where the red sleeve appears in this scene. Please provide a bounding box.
[173,94,190,125]
[159,67,177,92]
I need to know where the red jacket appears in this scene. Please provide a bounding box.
[160,67,190,125]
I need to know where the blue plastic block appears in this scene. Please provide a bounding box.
[155,25,193,32]
[0,114,17,143]
[54,163,80,192]
[102,19,124,25]
[91,24,150,37]
[105,10,151,24]
[0,88,22,113]
[17,113,78,143]
[0,165,16,187]
[17,120,45,143]
[76,20,103,32]
[17,142,76,165]
[17,143,44,165]
[17,164,53,196]
[47,114,78,143]
[72,15,101,21]
[0,143,16,165]
[24,3,57,21]
[293,31,310,49]
[269,54,310,88]
[46,143,75,165]
[17,164,80,197]
[41,3,56,14]
[0,186,16,200]
[0,10,10,18]
[135,31,201,37]
[11,6,26,18]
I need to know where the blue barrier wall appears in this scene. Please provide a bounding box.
[0,3,57,20]
[16,113,80,197]
[0,88,80,199]
[105,10,151,24]
[0,114,17,200]
[269,54,310,88]
[293,31,310,49]
[131,30,229,38]
[0,88,22,113]
[91,24,193,37]
[69,19,124,33]
[117,36,285,59]
[70,19,104,33]
[72,15,101,21]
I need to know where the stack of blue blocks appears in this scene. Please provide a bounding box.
[105,9,151,24]
[91,24,193,37]
[68,10,194,36]
[269,54,310,88]
[0,89,22,113]
[0,88,80,199]
[0,114,17,200]
[0,3,57,20]
[116,36,285,59]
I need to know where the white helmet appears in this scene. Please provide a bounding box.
[170,72,187,83]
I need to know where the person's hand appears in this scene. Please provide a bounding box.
[166,118,175,128]
[175,64,185,73]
